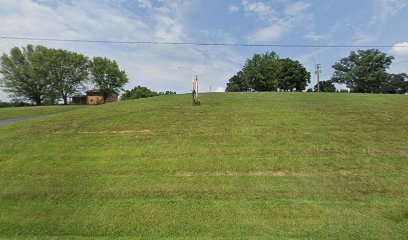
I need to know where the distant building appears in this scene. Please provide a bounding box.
[71,90,118,105]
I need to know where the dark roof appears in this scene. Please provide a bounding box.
[86,89,118,94]
[71,95,87,98]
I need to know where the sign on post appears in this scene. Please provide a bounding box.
[192,75,198,105]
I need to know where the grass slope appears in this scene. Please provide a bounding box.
[0,105,86,121]
[0,93,407,239]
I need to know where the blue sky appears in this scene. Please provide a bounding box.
[0,0,408,101]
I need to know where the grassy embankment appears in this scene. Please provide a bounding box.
[0,93,407,239]
[0,105,86,121]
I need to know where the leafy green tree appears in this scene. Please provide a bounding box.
[314,80,336,92]
[242,51,280,91]
[0,45,52,105]
[331,49,394,93]
[89,57,128,103]
[276,58,311,92]
[48,49,88,105]
[381,73,408,94]
[226,83,241,92]
[226,71,250,92]
[121,85,158,100]
[226,52,310,92]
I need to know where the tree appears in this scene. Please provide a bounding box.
[121,85,158,100]
[276,58,311,92]
[226,71,250,92]
[314,80,336,92]
[226,83,241,92]
[381,73,408,94]
[0,45,53,105]
[331,49,394,93]
[226,52,310,92]
[89,57,128,103]
[48,49,88,105]
[242,51,280,91]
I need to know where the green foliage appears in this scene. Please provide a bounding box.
[89,57,128,103]
[158,91,177,95]
[276,58,311,92]
[48,49,89,104]
[314,80,336,92]
[0,45,53,105]
[227,52,310,92]
[225,83,241,92]
[0,101,12,108]
[0,93,407,238]
[121,85,158,100]
[331,49,397,93]
[381,73,408,94]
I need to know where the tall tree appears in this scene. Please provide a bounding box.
[48,49,89,105]
[331,49,394,93]
[276,58,311,92]
[89,57,128,103]
[242,51,280,91]
[226,52,310,92]
[0,45,52,105]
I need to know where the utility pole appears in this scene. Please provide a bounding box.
[315,64,322,92]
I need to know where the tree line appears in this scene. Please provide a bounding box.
[226,49,408,94]
[0,44,128,105]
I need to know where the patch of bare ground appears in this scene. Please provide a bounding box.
[175,170,360,177]
[83,129,151,134]
[175,171,194,177]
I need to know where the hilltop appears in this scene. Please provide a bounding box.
[0,93,407,239]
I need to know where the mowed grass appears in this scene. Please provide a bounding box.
[0,105,86,120]
[0,92,407,239]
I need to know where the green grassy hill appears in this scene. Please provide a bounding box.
[0,93,407,239]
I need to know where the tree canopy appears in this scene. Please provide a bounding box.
[0,45,52,105]
[121,85,158,100]
[89,57,128,103]
[226,51,310,92]
[1,45,129,105]
[314,80,336,92]
[331,49,395,93]
[48,49,89,104]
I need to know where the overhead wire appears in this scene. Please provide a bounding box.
[1,36,408,49]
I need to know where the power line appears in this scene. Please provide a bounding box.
[1,36,408,48]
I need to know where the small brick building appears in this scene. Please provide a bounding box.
[71,90,118,105]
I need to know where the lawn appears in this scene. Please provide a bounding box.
[0,105,87,121]
[0,93,407,239]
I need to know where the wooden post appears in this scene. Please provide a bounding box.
[192,75,198,106]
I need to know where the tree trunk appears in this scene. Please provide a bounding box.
[63,96,68,105]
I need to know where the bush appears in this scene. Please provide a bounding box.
[121,86,158,100]
[0,101,12,108]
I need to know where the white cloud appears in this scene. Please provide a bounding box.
[215,86,225,92]
[228,5,240,13]
[284,1,311,16]
[0,0,243,101]
[241,0,276,20]
[390,42,408,56]
[243,0,314,43]
[304,32,325,41]
[248,24,287,42]
[136,0,152,9]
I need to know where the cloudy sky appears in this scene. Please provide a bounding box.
[0,0,408,101]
